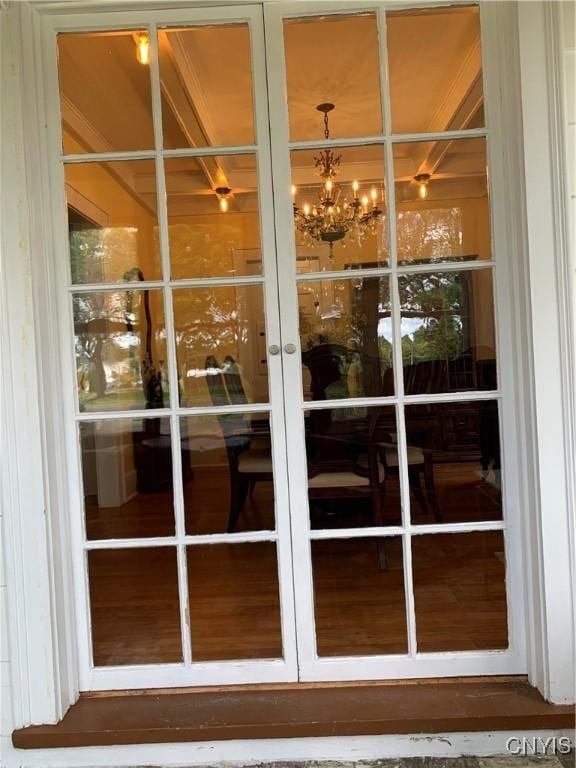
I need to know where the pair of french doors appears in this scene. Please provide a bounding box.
[47,1,526,691]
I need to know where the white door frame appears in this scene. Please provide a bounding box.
[0,0,574,731]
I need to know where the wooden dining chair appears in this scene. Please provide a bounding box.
[205,356,273,532]
[305,410,389,523]
[357,409,442,523]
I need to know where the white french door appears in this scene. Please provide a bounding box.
[43,0,526,691]
[264,1,526,682]
[47,4,299,691]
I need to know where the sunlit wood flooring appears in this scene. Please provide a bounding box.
[86,463,507,666]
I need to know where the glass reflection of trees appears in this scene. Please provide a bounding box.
[397,208,465,265]
[70,214,166,411]
[174,285,259,407]
[74,289,166,411]
[399,271,476,393]
[299,277,393,399]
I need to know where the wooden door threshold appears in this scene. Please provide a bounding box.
[12,676,575,749]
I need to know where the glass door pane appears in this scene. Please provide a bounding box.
[267,1,514,681]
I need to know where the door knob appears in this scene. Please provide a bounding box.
[284,343,297,354]
[268,344,280,355]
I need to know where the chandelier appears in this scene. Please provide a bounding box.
[292,103,383,255]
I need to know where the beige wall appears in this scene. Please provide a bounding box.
[65,132,159,283]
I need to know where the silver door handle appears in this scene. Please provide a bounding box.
[284,343,297,354]
[268,344,280,355]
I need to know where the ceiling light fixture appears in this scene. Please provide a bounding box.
[133,31,150,66]
[215,186,232,213]
[293,103,382,256]
[414,172,431,200]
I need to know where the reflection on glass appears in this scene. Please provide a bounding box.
[187,542,282,660]
[159,25,255,148]
[88,547,182,666]
[299,276,393,400]
[81,419,176,540]
[74,289,168,412]
[66,161,161,284]
[181,413,274,535]
[312,537,407,656]
[165,155,261,279]
[393,138,490,265]
[412,531,508,652]
[292,144,388,273]
[404,401,502,525]
[387,6,484,134]
[173,284,268,407]
[399,269,496,395]
[305,406,401,529]
[58,32,154,154]
[284,13,382,142]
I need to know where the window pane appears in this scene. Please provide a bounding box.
[284,13,382,142]
[173,284,268,407]
[299,276,393,401]
[399,269,496,395]
[412,531,508,652]
[66,161,161,284]
[159,25,255,148]
[187,542,282,660]
[312,537,407,656]
[181,413,275,535]
[81,419,175,540]
[165,155,261,279]
[292,145,388,273]
[58,31,155,154]
[387,6,484,134]
[394,138,490,266]
[405,401,502,525]
[88,547,182,665]
[305,406,401,529]
[74,289,168,412]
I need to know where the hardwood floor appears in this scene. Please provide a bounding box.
[85,462,507,666]
[85,460,502,540]
[312,536,408,656]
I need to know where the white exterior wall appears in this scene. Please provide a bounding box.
[0,5,14,759]
[563,0,576,626]
[564,1,575,298]
[0,519,12,754]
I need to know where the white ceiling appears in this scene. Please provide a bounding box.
[59,5,485,213]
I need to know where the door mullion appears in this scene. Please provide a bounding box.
[249,3,300,677]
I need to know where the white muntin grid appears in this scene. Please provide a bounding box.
[49,1,522,689]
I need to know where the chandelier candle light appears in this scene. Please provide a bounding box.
[133,31,150,65]
[292,103,383,257]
